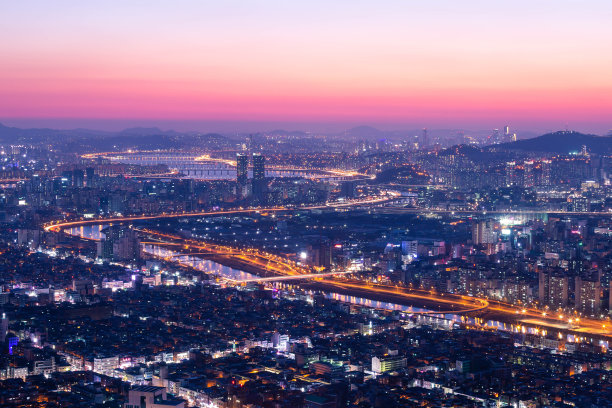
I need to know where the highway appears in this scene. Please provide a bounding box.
[309,279,490,315]
[139,228,312,280]
[44,193,612,340]
[139,230,489,313]
[374,207,612,217]
[44,192,399,232]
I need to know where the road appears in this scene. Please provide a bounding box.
[374,207,612,217]
[312,280,612,337]
[44,193,612,340]
[44,192,398,232]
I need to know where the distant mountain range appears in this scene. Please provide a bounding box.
[0,122,231,151]
[1,122,609,154]
[491,131,612,154]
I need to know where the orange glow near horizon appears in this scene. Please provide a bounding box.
[2,1,612,131]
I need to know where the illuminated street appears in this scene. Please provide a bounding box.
[47,199,612,340]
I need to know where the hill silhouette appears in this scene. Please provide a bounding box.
[491,131,612,154]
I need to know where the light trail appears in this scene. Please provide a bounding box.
[375,207,612,217]
[0,178,27,183]
[44,192,399,232]
[44,190,612,338]
[316,280,489,315]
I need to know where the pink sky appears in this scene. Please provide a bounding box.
[1,1,611,133]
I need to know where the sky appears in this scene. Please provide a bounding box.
[1,0,612,133]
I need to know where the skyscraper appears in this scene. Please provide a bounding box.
[236,153,249,198]
[0,312,8,343]
[539,272,568,310]
[420,128,429,148]
[252,153,266,200]
[73,169,84,188]
[539,159,551,186]
[523,160,535,188]
[86,167,96,187]
[503,125,513,143]
[252,153,265,180]
[472,220,497,245]
[575,276,601,316]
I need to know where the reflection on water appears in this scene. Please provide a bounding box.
[65,224,108,240]
[64,224,257,281]
[63,223,608,347]
[325,293,432,314]
[323,292,606,345]
[141,244,258,282]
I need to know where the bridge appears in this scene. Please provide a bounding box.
[82,151,368,181]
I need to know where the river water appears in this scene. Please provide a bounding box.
[64,224,606,347]
[65,225,256,281]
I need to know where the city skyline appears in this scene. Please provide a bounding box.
[3,3,612,407]
[2,1,612,133]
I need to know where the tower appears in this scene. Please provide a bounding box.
[236,153,249,198]
[252,153,266,200]
[86,167,95,187]
[523,160,534,188]
[0,312,7,343]
[503,125,513,143]
[420,128,429,148]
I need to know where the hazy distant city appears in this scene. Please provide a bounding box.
[2,1,612,408]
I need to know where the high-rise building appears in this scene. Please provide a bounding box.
[0,312,8,343]
[539,272,568,310]
[236,153,248,184]
[523,160,535,188]
[575,276,601,316]
[549,275,569,309]
[539,159,551,186]
[538,271,549,305]
[505,161,517,186]
[85,167,96,187]
[503,125,513,143]
[97,226,140,261]
[252,153,266,199]
[340,180,357,198]
[252,153,265,180]
[401,240,418,258]
[568,195,590,212]
[309,242,332,269]
[491,129,500,144]
[61,170,73,187]
[236,153,249,198]
[472,220,497,245]
[420,128,429,148]
[73,169,85,188]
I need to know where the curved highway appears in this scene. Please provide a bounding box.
[43,192,612,340]
[44,193,398,233]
